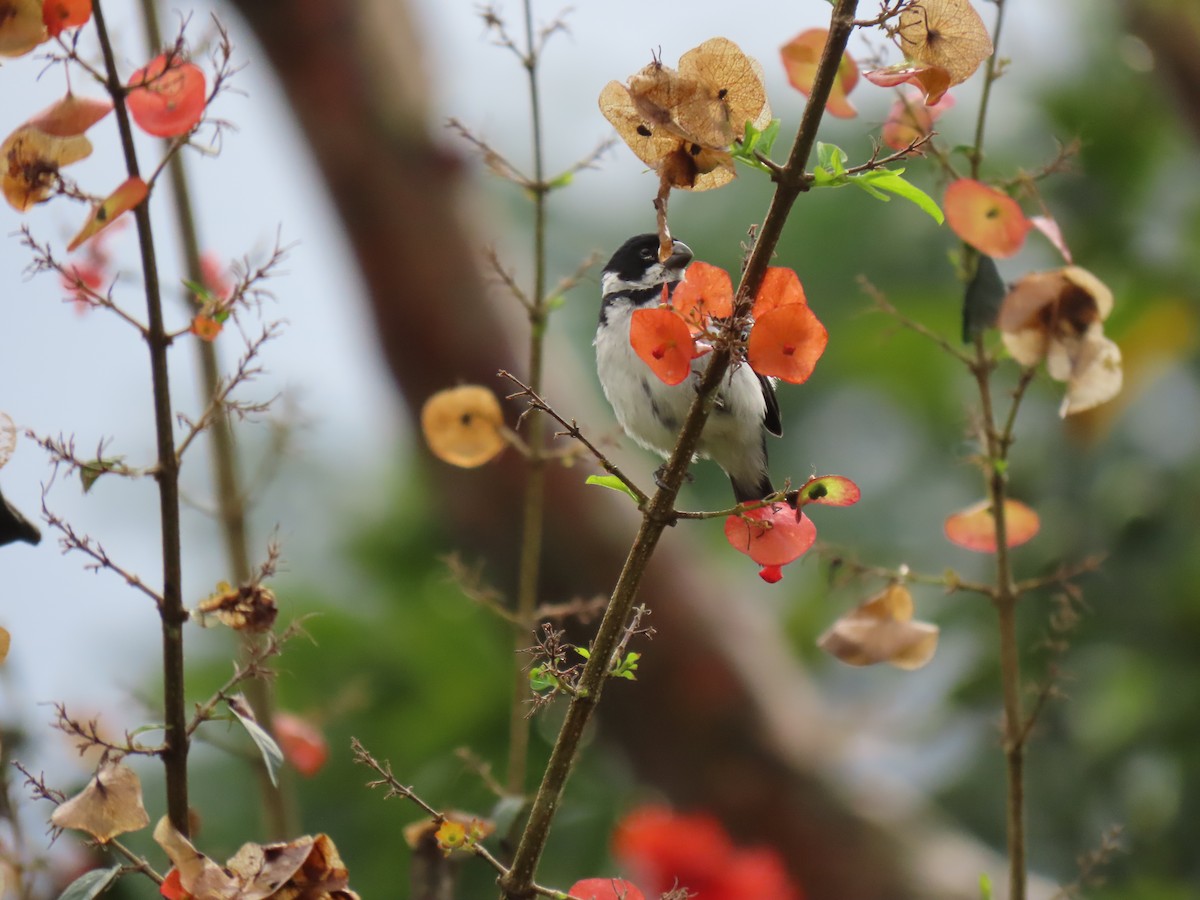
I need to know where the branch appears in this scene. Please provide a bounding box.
[499,6,864,895]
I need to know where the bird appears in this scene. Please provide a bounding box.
[0,485,40,548]
[595,232,782,503]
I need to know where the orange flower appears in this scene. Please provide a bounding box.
[126,53,207,138]
[944,178,1031,258]
[944,498,1040,552]
[780,29,859,118]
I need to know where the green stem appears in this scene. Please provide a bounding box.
[498,4,861,895]
[92,0,189,835]
[972,337,1025,900]
[506,0,550,799]
[133,0,294,840]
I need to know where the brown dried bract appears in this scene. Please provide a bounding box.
[817,583,939,670]
[626,38,769,149]
[599,80,735,192]
[195,580,279,633]
[50,761,151,843]
[155,817,360,899]
[897,0,993,86]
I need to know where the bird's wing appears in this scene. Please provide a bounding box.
[759,373,783,437]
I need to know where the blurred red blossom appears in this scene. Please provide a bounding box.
[613,806,802,900]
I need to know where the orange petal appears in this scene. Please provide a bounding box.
[724,505,816,567]
[747,302,828,383]
[944,498,1040,552]
[126,54,206,138]
[569,880,646,900]
[159,869,191,900]
[670,260,733,324]
[67,176,147,252]
[273,712,329,777]
[630,307,696,385]
[780,29,859,118]
[752,266,807,317]
[795,474,860,507]
[42,0,91,37]
[190,314,223,341]
[944,178,1031,258]
[27,93,111,136]
[863,63,952,105]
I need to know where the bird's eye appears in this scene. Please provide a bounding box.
[639,248,655,261]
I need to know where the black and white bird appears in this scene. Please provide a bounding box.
[595,233,782,503]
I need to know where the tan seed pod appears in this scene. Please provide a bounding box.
[898,0,993,86]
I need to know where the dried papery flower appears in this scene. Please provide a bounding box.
[600,37,770,192]
[817,583,939,670]
[194,580,278,632]
[0,0,47,56]
[1,125,91,211]
[51,762,151,843]
[626,38,769,149]
[997,267,1123,416]
[420,385,507,467]
[154,817,359,899]
[896,0,993,86]
[599,81,735,192]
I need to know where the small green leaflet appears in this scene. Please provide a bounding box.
[731,119,781,173]
[810,142,944,224]
[978,873,993,900]
[80,456,125,493]
[228,694,283,787]
[56,866,123,900]
[529,664,559,692]
[586,474,638,502]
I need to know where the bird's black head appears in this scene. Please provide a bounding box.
[600,233,693,299]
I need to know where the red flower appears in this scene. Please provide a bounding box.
[272,711,329,777]
[613,806,802,900]
[568,878,645,900]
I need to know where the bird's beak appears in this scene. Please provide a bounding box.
[664,239,693,271]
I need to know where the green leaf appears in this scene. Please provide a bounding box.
[613,651,641,680]
[585,474,638,502]
[547,170,574,190]
[854,169,944,224]
[79,456,125,494]
[183,278,213,303]
[816,142,848,176]
[574,646,591,660]
[529,664,558,692]
[978,873,993,900]
[57,866,122,900]
[228,694,283,787]
[732,119,782,174]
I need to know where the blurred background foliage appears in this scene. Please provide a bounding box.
[7,0,1200,897]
